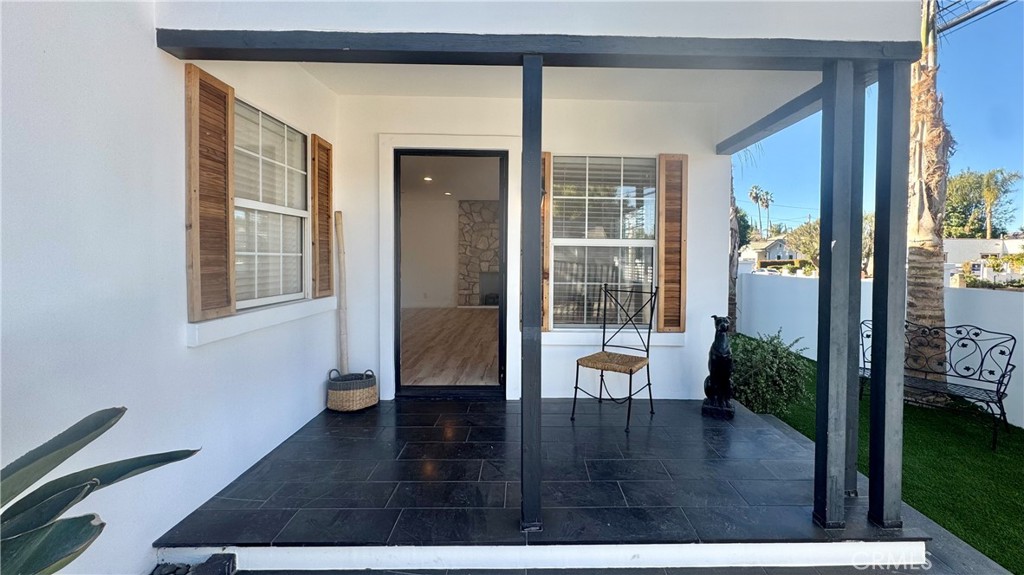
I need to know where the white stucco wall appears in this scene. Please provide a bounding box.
[156,1,920,42]
[1,4,339,574]
[736,274,1024,426]
[400,195,459,308]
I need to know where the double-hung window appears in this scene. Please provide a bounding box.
[549,156,658,327]
[185,64,332,324]
[232,101,308,309]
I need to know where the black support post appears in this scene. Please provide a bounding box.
[869,60,911,529]
[813,59,856,529]
[845,73,867,497]
[520,53,544,533]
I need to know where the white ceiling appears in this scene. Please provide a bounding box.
[302,63,819,104]
[400,155,501,201]
[302,63,821,140]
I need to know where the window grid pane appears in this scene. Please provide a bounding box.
[233,101,308,305]
[551,156,657,327]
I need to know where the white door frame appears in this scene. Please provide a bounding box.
[378,133,522,400]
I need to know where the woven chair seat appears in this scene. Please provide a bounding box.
[577,351,649,374]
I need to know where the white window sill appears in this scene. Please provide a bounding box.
[187,297,336,347]
[543,330,687,348]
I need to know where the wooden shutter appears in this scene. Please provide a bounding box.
[311,135,334,298]
[185,64,235,322]
[657,154,688,332]
[541,151,553,332]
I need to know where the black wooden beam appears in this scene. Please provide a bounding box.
[813,59,856,530]
[716,84,822,155]
[157,29,919,71]
[845,73,867,497]
[869,59,911,529]
[520,54,544,533]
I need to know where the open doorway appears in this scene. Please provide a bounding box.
[395,149,508,397]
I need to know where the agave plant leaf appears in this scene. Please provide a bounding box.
[0,513,105,575]
[1,407,126,507]
[0,480,99,540]
[1,449,198,522]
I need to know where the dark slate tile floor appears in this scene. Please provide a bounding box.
[158,399,1006,574]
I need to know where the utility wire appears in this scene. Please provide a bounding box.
[937,0,1009,34]
[943,2,1012,36]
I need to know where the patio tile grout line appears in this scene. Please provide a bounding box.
[384,508,404,545]
[616,481,629,507]
[267,508,300,546]
[383,481,402,509]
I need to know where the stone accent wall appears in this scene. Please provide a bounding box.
[458,200,501,306]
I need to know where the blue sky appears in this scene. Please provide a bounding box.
[733,1,1024,234]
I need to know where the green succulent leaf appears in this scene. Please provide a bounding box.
[0,480,99,540]
[0,513,105,575]
[1,407,126,507]
[1,449,198,523]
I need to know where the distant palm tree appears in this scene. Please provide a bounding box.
[760,191,775,236]
[748,185,765,238]
[981,169,1022,239]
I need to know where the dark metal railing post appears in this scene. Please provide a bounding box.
[520,53,544,533]
[869,59,912,528]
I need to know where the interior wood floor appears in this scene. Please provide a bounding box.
[401,307,499,386]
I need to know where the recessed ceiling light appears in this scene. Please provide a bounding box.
[423,176,433,182]
[444,192,452,196]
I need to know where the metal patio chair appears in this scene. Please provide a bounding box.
[571,284,658,432]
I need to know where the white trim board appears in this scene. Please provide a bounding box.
[158,540,927,571]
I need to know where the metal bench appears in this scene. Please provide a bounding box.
[859,320,1017,449]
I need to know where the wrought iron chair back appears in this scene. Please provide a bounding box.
[600,284,658,358]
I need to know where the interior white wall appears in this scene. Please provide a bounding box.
[1,4,339,574]
[736,274,1024,426]
[400,196,458,308]
[156,1,920,42]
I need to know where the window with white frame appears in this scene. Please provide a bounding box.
[550,156,657,327]
[233,100,308,309]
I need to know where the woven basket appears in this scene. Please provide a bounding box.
[327,369,378,412]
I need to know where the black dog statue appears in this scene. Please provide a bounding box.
[702,314,735,420]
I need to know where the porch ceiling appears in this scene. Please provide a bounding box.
[300,63,821,141]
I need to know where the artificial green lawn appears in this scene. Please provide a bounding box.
[773,356,1024,574]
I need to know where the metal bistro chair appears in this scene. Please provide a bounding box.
[571,284,658,432]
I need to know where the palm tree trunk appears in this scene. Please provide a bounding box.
[906,0,953,387]
[985,205,993,239]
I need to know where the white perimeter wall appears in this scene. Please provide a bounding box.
[155,1,920,42]
[737,274,1024,426]
[400,196,459,308]
[1,4,339,574]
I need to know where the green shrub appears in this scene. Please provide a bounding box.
[731,331,811,415]
[964,275,1024,290]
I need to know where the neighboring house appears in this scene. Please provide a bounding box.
[2,2,923,573]
[739,236,803,264]
[944,237,1024,265]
